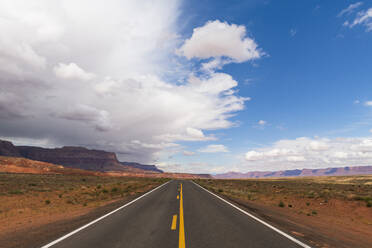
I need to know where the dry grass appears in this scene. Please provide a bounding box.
[0,173,168,237]
[194,175,372,248]
[196,175,372,207]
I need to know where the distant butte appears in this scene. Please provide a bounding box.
[214,166,372,179]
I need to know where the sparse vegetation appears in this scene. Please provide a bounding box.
[194,176,372,248]
[8,190,23,195]
[0,172,169,244]
[195,176,372,207]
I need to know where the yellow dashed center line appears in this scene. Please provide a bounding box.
[171,215,177,230]
[179,183,185,248]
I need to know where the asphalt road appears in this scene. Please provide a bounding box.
[41,180,310,248]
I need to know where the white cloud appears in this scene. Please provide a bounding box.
[245,150,264,161]
[178,20,262,68]
[0,1,255,164]
[201,57,229,72]
[183,151,195,156]
[254,120,267,129]
[157,161,218,174]
[155,127,216,142]
[0,92,28,119]
[286,155,306,162]
[365,101,372,106]
[94,77,119,95]
[55,104,112,131]
[199,144,229,153]
[187,72,240,96]
[54,63,95,81]
[290,28,297,37]
[343,7,372,32]
[308,140,329,151]
[130,140,179,149]
[354,99,360,104]
[244,137,372,171]
[338,2,363,17]
[186,127,204,138]
[258,120,266,126]
[370,129,372,133]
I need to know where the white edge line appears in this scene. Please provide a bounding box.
[191,181,312,248]
[41,180,172,248]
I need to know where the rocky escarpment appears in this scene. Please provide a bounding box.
[16,146,132,172]
[0,140,142,172]
[0,140,21,157]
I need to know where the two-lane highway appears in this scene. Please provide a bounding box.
[41,180,310,248]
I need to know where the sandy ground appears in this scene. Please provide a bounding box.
[195,176,372,248]
[0,195,151,248]
[0,173,168,248]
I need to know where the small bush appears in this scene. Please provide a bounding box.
[58,194,63,198]
[218,189,224,193]
[306,202,310,206]
[353,196,372,203]
[45,200,51,205]
[9,190,23,195]
[97,185,102,189]
[111,187,118,193]
[102,189,108,194]
[312,210,317,215]
[28,183,37,186]
[278,201,285,207]
[367,201,372,208]
[288,204,293,208]
[353,196,363,201]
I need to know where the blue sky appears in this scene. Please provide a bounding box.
[162,1,372,173]
[1,0,372,173]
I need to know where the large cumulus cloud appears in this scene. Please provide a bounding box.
[0,1,261,165]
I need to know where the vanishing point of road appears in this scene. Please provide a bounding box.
[41,180,311,248]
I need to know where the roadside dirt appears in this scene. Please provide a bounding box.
[195,177,372,248]
[228,197,372,248]
[0,194,147,248]
[0,173,168,248]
